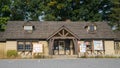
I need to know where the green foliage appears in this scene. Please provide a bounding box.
[10,0,44,20]
[108,0,120,30]
[7,50,18,58]
[0,17,9,31]
[0,0,113,21]
[0,0,11,17]
[41,0,113,21]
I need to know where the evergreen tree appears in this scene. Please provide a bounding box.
[43,0,112,21]
[109,0,120,30]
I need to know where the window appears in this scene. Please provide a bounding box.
[89,25,95,32]
[25,42,32,51]
[54,41,58,50]
[23,26,35,33]
[17,41,34,51]
[24,26,33,31]
[114,42,120,50]
[17,42,24,51]
[84,41,92,50]
[85,24,97,33]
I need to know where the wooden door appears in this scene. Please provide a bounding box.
[58,41,65,55]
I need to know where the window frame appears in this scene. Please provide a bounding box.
[17,42,25,51]
[17,40,38,52]
[84,40,92,51]
[114,42,120,50]
[89,25,95,32]
[87,24,97,33]
[25,42,32,51]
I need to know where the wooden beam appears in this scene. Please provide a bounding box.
[91,40,94,54]
[62,29,65,35]
[58,33,63,37]
[53,37,75,39]
[65,32,69,37]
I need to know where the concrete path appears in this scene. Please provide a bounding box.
[0,58,120,68]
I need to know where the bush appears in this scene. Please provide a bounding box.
[7,50,18,58]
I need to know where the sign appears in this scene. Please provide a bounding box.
[80,43,86,53]
[33,43,43,53]
[93,40,103,50]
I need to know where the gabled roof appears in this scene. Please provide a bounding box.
[0,21,116,41]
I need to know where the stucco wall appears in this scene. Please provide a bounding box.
[6,41,17,52]
[104,41,114,55]
[39,41,49,56]
[0,42,6,58]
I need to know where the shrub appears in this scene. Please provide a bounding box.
[7,50,18,58]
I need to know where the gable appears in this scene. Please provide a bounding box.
[47,25,79,40]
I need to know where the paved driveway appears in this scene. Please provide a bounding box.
[0,58,120,68]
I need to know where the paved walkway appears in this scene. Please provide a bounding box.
[0,58,120,68]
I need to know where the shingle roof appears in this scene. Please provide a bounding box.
[0,32,5,41]
[114,31,120,40]
[0,21,116,41]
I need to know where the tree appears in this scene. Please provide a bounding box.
[0,0,10,31]
[0,0,113,22]
[42,0,112,21]
[108,0,120,30]
[0,0,11,17]
[0,17,9,31]
[10,0,44,21]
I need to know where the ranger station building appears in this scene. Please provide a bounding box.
[0,21,120,58]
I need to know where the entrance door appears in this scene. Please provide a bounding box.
[53,39,75,55]
[58,41,65,55]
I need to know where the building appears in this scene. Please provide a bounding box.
[0,21,120,58]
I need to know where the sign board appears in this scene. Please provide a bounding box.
[80,43,86,53]
[33,43,43,53]
[93,40,103,50]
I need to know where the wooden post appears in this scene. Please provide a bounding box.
[72,39,78,55]
[48,39,54,55]
[48,39,52,55]
[91,40,94,55]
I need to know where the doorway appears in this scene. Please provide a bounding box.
[53,39,75,55]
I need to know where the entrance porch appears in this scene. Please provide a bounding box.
[47,26,79,55]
